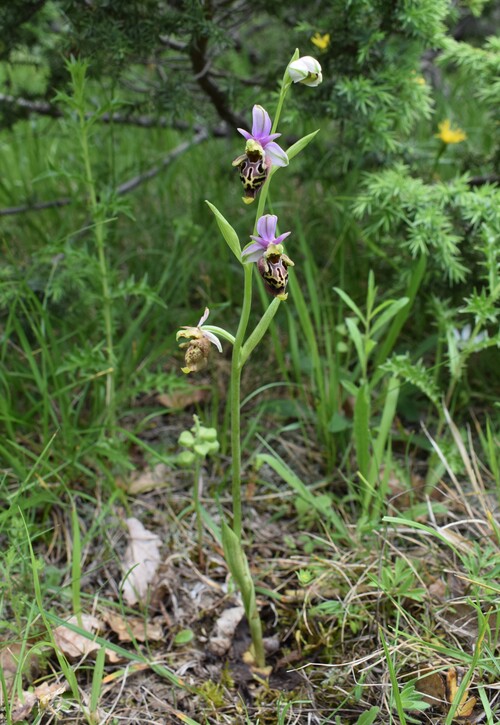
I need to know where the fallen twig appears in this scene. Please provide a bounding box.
[0,128,209,217]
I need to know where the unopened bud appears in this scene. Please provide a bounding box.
[288,56,323,87]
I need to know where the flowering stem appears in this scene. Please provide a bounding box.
[230,263,254,540]
[444,321,483,410]
[271,78,292,135]
[430,142,447,178]
[193,457,203,560]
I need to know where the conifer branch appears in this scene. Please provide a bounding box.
[0,93,229,134]
[189,36,247,130]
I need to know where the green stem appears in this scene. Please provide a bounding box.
[78,106,115,427]
[193,457,203,557]
[202,325,235,346]
[230,264,254,540]
[444,320,483,409]
[430,142,447,179]
[271,78,292,134]
[247,598,266,668]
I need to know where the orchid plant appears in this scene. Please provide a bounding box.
[176,50,322,669]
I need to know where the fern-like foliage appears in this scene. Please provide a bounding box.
[381,354,441,408]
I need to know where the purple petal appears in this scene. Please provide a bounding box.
[241,248,264,264]
[275,231,291,245]
[243,240,267,259]
[249,236,268,248]
[264,142,289,167]
[259,132,282,146]
[251,105,272,139]
[256,214,277,242]
[237,128,252,141]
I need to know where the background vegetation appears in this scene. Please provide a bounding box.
[0,0,499,723]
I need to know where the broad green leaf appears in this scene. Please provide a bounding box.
[345,317,366,369]
[368,375,400,486]
[287,130,320,161]
[354,383,371,480]
[334,287,366,323]
[199,504,221,544]
[174,629,194,646]
[446,327,461,380]
[371,297,409,335]
[255,453,351,541]
[340,378,359,397]
[205,201,241,261]
[328,411,351,433]
[221,520,253,601]
[355,707,380,725]
[374,254,426,371]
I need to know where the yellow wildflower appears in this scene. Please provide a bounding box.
[311,32,330,51]
[414,76,426,86]
[436,119,467,145]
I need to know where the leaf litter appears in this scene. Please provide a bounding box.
[120,516,162,605]
[3,422,499,723]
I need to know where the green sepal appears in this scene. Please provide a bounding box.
[193,440,220,458]
[178,430,195,448]
[176,450,195,467]
[198,427,218,442]
[205,201,241,262]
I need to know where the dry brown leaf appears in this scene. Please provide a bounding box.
[10,681,68,722]
[156,389,207,409]
[52,614,120,663]
[208,606,245,656]
[0,644,23,697]
[11,692,37,723]
[53,614,103,658]
[437,526,474,554]
[121,517,162,606]
[104,611,163,642]
[0,643,39,702]
[428,577,448,601]
[436,602,479,644]
[446,666,477,718]
[416,667,447,708]
[127,463,170,494]
[416,665,479,720]
[34,681,68,708]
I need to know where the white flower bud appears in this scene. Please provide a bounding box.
[288,56,323,87]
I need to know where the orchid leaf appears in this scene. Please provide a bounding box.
[205,201,241,262]
[287,130,320,162]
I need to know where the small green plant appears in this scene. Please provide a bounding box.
[380,629,430,725]
[177,414,220,557]
[53,58,121,429]
[368,558,426,604]
[335,271,408,523]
